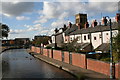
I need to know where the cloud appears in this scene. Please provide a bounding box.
[1,2,34,17]
[88,0,119,2]
[33,2,118,36]
[9,29,25,34]
[35,2,117,24]
[34,16,48,23]
[16,16,30,20]
[10,24,43,34]
[51,19,68,28]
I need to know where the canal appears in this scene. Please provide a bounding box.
[1,49,75,79]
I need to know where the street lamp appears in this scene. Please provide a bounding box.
[105,16,114,79]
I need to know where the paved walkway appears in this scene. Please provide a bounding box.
[28,49,110,79]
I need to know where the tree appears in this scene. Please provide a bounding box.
[112,22,120,62]
[34,36,51,47]
[0,23,10,39]
[61,37,79,52]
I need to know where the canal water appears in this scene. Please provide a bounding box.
[1,49,75,79]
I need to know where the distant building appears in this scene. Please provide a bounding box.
[15,38,30,46]
[2,39,15,46]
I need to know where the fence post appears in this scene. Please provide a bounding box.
[69,52,72,64]
[85,54,87,69]
[47,49,49,57]
[41,47,43,54]
[61,51,64,62]
[51,49,53,58]
[112,62,115,79]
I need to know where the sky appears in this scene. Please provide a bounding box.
[0,0,119,40]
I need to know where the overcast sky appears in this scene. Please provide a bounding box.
[0,0,119,39]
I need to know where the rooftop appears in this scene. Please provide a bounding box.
[69,22,119,35]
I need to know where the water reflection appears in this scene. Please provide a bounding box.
[2,49,75,78]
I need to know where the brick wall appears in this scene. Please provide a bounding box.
[43,48,48,56]
[63,51,69,64]
[87,58,110,76]
[53,50,62,61]
[31,46,120,79]
[36,47,40,53]
[72,53,86,69]
[31,46,36,52]
[115,63,120,78]
[48,49,53,58]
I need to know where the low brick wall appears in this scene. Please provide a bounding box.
[48,49,53,58]
[63,51,70,64]
[72,53,86,69]
[30,46,119,78]
[31,46,36,52]
[43,48,48,56]
[87,58,110,76]
[36,47,40,54]
[53,50,62,61]
[115,63,120,78]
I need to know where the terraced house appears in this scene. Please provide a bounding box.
[50,13,120,53]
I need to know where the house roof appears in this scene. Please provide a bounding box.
[52,24,78,36]
[46,43,65,48]
[70,22,118,35]
[64,24,78,36]
[95,43,110,53]
[46,43,55,48]
[15,38,30,40]
[52,32,62,36]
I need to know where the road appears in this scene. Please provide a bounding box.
[1,49,75,79]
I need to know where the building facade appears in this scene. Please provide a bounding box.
[50,13,119,53]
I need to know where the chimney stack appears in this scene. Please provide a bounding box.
[55,28,58,33]
[63,24,67,31]
[78,23,81,29]
[92,20,98,27]
[84,22,89,29]
[115,13,120,23]
[68,22,72,28]
[102,17,108,26]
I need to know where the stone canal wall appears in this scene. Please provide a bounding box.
[31,46,119,79]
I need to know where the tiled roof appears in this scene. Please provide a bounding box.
[70,23,119,35]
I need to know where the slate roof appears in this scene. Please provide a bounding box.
[95,43,110,53]
[64,24,78,36]
[52,24,78,36]
[70,23,119,35]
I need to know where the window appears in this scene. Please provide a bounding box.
[70,37,72,41]
[77,36,81,41]
[88,35,90,39]
[106,33,108,35]
[65,39,67,41]
[84,36,86,40]
[99,34,102,38]
[52,37,55,42]
[94,37,97,40]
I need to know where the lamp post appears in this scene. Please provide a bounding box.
[105,16,114,79]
